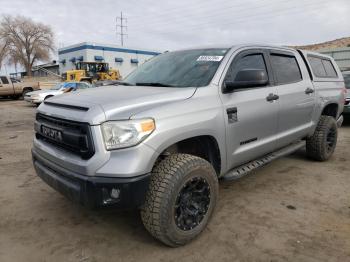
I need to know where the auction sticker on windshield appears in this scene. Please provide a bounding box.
[197,56,224,62]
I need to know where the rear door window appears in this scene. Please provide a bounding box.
[270,54,302,85]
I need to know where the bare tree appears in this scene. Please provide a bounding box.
[0,15,54,76]
[0,38,8,72]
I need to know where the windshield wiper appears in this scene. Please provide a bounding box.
[135,82,176,87]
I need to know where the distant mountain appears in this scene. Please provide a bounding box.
[292,37,350,51]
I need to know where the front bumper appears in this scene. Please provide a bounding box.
[24,96,43,104]
[32,148,150,209]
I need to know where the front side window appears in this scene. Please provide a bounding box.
[0,76,9,84]
[124,48,228,87]
[225,53,268,83]
[270,54,302,85]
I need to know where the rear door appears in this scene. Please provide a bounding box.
[220,49,279,168]
[268,50,315,147]
[0,76,15,96]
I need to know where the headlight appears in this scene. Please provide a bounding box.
[101,119,155,150]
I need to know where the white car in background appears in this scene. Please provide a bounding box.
[24,82,92,105]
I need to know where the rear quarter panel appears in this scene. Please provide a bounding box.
[299,50,345,126]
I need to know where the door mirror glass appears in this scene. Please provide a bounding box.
[224,69,268,92]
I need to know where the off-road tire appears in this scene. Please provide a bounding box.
[306,115,338,161]
[141,153,218,247]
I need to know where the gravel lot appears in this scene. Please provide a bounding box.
[0,99,349,262]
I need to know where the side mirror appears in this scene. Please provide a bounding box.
[223,69,268,93]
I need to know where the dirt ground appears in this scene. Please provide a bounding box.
[0,99,349,262]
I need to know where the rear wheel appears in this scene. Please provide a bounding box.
[141,153,218,247]
[306,115,338,161]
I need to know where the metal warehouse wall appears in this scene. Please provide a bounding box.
[58,42,161,78]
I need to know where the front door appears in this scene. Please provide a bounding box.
[220,49,280,170]
[0,76,14,96]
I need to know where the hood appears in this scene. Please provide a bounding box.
[28,89,62,96]
[47,85,196,123]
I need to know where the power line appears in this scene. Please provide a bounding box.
[116,12,128,46]
[129,0,330,34]
[128,0,267,26]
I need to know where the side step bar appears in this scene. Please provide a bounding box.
[222,140,306,181]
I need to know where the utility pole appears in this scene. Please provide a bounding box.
[116,12,127,46]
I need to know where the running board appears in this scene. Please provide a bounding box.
[222,140,305,181]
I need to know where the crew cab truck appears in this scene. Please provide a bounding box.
[0,76,39,99]
[32,44,345,247]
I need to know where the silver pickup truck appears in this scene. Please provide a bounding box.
[32,44,345,247]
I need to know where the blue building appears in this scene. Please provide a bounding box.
[58,42,161,78]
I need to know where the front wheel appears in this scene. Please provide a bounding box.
[141,154,218,247]
[22,89,32,98]
[306,115,338,161]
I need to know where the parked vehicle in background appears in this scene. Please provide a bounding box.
[10,78,21,83]
[32,45,345,247]
[342,71,350,116]
[0,76,39,99]
[64,62,121,83]
[24,82,92,104]
[94,80,121,87]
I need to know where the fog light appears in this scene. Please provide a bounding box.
[102,187,121,205]
[111,188,120,199]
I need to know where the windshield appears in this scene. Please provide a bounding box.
[124,48,228,87]
[343,74,350,89]
[50,83,64,90]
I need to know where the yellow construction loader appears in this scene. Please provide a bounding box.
[64,62,121,83]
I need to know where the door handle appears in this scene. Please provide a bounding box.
[305,87,314,94]
[266,93,279,102]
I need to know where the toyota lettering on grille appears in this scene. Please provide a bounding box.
[41,125,63,142]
